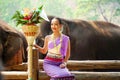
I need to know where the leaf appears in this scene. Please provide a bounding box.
[31,11,37,21]
[11,11,19,19]
[38,5,43,13]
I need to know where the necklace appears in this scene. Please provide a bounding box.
[51,33,62,54]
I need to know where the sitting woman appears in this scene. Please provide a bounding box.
[34,17,75,80]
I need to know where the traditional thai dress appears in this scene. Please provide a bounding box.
[43,34,75,80]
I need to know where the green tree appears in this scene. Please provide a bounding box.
[74,0,120,25]
[97,0,120,22]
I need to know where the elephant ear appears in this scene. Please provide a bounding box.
[0,19,20,37]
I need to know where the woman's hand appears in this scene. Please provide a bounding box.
[26,44,38,51]
[33,44,44,53]
[33,44,39,49]
[59,62,67,68]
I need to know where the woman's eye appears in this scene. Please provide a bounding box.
[55,24,58,26]
[51,23,58,26]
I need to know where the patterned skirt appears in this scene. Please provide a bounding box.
[43,56,75,80]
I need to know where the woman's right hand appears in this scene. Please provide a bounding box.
[27,44,38,51]
[33,44,42,53]
[33,44,39,49]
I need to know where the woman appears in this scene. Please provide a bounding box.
[34,17,75,80]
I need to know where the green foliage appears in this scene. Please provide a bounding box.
[0,0,120,29]
[44,0,66,18]
[74,0,99,18]
[114,8,120,16]
[88,15,99,20]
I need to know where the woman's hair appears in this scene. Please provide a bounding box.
[51,17,62,24]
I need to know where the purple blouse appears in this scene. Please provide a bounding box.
[48,34,69,57]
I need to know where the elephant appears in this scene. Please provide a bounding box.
[0,19,28,67]
[36,16,120,60]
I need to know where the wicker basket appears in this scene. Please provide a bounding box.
[22,24,40,45]
[22,24,39,37]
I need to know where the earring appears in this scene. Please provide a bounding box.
[60,26,63,33]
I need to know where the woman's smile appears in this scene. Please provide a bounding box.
[52,27,57,30]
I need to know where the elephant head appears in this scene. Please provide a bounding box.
[0,19,28,67]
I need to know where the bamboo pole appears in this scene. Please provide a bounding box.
[27,44,33,80]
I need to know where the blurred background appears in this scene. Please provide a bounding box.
[0,0,120,30]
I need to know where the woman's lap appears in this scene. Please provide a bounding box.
[43,59,71,77]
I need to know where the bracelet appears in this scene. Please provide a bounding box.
[63,62,67,66]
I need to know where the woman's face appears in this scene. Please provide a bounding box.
[51,18,61,33]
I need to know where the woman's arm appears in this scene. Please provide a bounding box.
[60,39,70,68]
[63,39,70,63]
[34,36,48,54]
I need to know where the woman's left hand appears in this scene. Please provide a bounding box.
[59,62,67,68]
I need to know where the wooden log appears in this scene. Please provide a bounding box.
[39,60,120,70]
[1,71,27,79]
[39,71,120,80]
[32,48,39,80]
[67,60,120,70]
[4,63,27,71]
[71,71,120,80]
[1,71,120,80]
[5,60,120,71]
